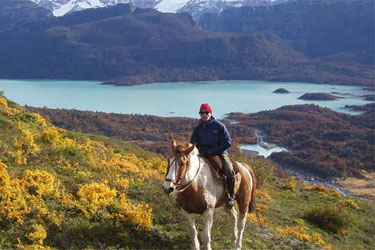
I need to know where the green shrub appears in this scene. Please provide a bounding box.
[304,203,354,234]
[238,157,276,189]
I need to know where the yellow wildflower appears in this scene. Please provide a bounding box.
[0,158,10,185]
[115,177,131,193]
[77,182,117,219]
[111,194,152,230]
[277,219,331,249]
[0,97,20,116]
[256,203,269,211]
[77,182,117,207]
[304,184,328,193]
[311,232,332,249]
[285,176,297,190]
[21,170,56,197]
[247,213,267,226]
[0,177,30,224]
[31,113,48,128]
[339,199,360,210]
[256,189,272,201]
[27,224,47,245]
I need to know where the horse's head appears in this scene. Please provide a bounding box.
[162,139,196,194]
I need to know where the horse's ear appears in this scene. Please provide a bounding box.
[171,139,177,153]
[183,143,196,155]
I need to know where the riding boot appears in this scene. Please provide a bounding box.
[225,177,235,208]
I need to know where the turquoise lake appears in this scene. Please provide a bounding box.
[0,79,371,119]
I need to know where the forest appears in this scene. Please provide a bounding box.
[27,103,374,179]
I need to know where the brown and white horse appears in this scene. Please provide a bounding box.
[162,139,256,250]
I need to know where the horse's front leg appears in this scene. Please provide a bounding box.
[183,211,200,250]
[235,212,248,250]
[224,206,238,247]
[202,208,214,250]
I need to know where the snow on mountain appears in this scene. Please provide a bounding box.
[30,0,282,17]
[30,0,139,16]
[155,0,189,13]
[178,0,283,19]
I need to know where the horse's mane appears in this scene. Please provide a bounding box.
[189,144,199,157]
[170,143,198,157]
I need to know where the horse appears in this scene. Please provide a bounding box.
[162,139,256,250]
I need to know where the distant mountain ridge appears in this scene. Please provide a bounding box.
[29,0,280,16]
[30,0,154,16]
[0,3,311,85]
[199,0,375,64]
[0,1,373,86]
[178,0,287,19]
[0,0,53,31]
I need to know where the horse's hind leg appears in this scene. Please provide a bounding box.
[224,207,238,247]
[202,208,214,250]
[235,212,248,250]
[183,211,200,250]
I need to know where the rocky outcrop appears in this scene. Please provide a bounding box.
[273,88,290,94]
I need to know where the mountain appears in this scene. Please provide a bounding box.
[155,0,189,12]
[178,0,287,20]
[0,1,372,86]
[199,0,375,64]
[0,3,311,85]
[30,0,161,16]
[30,0,280,17]
[0,0,53,31]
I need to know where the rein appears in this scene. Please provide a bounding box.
[176,156,201,193]
[165,155,202,193]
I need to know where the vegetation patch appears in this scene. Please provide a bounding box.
[1,96,372,249]
[298,93,338,100]
[303,203,354,234]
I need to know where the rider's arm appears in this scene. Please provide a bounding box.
[213,124,231,155]
[190,126,199,145]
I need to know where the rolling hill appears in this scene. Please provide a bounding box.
[1,94,374,249]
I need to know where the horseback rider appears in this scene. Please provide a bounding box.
[190,103,235,208]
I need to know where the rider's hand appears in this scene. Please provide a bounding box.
[200,149,213,156]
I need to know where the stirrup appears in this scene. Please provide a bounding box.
[225,198,235,208]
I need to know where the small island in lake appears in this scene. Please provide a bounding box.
[298,92,338,101]
[273,88,290,94]
[344,103,375,112]
[362,94,375,101]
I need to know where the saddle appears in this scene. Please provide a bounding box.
[200,155,239,180]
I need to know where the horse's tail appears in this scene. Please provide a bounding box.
[244,163,256,213]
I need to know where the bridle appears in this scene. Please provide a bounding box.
[165,157,180,185]
[165,154,201,193]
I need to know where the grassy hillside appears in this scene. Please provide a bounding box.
[1,95,374,249]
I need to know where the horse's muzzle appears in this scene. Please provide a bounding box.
[162,185,174,194]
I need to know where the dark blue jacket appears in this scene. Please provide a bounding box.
[190,117,231,155]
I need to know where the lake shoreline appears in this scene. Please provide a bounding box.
[1,79,371,119]
[0,77,372,89]
[103,78,374,88]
